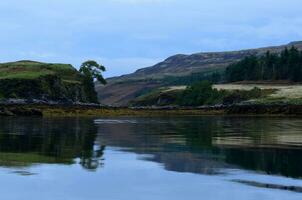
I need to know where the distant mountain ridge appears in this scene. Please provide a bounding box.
[97,41,302,106]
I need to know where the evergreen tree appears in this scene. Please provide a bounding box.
[225,47,302,82]
[288,47,301,81]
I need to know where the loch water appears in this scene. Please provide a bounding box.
[0,116,301,200]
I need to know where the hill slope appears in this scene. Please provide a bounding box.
[97,41,302,106]
[0,60,94,103]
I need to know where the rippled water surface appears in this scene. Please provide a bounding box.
[0,116,302,199]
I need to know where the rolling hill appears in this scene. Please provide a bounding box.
[97,41,302,106]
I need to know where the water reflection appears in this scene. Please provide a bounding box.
[0,116,302,179]
[0,116,301,199]
[0,117,104,171]
[95,117,302,178]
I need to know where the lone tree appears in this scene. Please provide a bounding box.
[80,60,107,103]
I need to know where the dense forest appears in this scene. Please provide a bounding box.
[164,46,302,86]
[225,46,302,82]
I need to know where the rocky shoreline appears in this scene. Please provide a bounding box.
[0,99,101,116]
[1,101,302,117]
[0,98,101,107]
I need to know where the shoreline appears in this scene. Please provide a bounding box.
[1,103,302,117]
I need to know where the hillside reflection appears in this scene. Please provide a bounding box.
[95,117,302,178]
[0,117,104,171]
[0,117,302,178]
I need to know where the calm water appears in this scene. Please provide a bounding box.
[0,116,302,199]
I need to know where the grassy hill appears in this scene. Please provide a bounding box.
[0,60,95,103]
[0,60,81,81]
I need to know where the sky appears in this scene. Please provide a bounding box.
[0,0,302,77]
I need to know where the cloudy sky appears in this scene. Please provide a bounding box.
[0,0,302,77]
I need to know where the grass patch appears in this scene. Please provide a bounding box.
[0,71,54,80]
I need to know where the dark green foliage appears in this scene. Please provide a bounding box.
[226,46,302,82]
[79,60,107,103]
[79,60,106,84]
[177,81,225,106]
[82,75,98,103]
[178,82,273,106]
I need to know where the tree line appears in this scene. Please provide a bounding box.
[225,46,302,82]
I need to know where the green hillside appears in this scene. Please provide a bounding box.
[0,60,81,81]
[0,60,95,103]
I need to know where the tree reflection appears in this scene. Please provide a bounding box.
[80,145,105,171]
[0,117,105,171]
